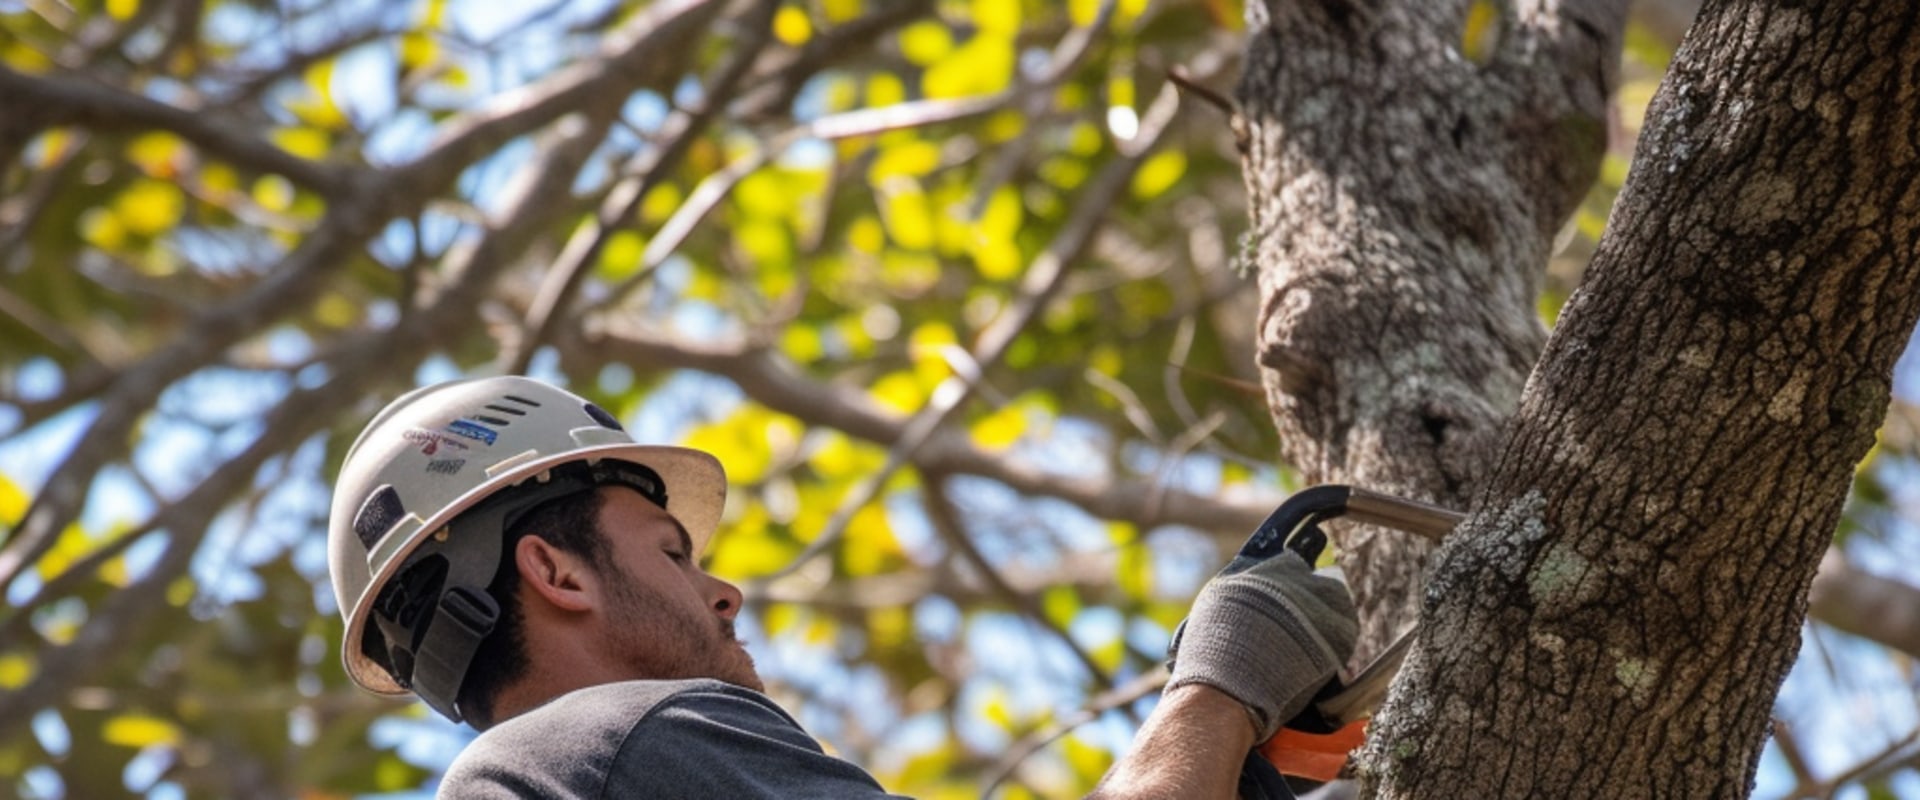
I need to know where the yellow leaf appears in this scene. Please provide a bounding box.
[1108,73,1135,109]
[103,715,182,748]
[811,433,878,480]
[735,171,791,219]
[1039,156,1089,190]
[399,32,437,71]
[922,37,1014,100]
[114,179,185,237]
[977,186,1022,237]
[686,424,768,486]
[867,72,906,107]
[374,756,414,791]
[254,175,294,213]
[983,110,1025,143]
[199,162,239,198]
[1041,586,1079,628]
[982,688,1015,729]
[80,209,126,250]
[848,216,885,254]
[878,185,934,250]
[971,403,1025,451]
[869,140,942,182]
[126,132,184,177]
[868,605,909,649]
[971,0,1020,35]
[0,653,33,689]
[840,504,899,576]
[1064,734,1115,781]
[107,0,137,20]
[0,474,24,525]
[289,61,348,128]
[898,21,953,66]
[1089,344,1122,378]
[737,219,793,267]
[314,293,360,328]
[803,615,836,645]
[823,0,863,22]
[40,523,92,582]
[970,238,1020,281]
[764,603,801,637]
[909,320,956,354]
[1129,150,1187,199]
[781,325,824,363]
[1068,121,1104,156]
[707,509,799,578]
[639,183,682,224]
[2,42,53,73]
[1117,541,1152,599]
[100,554,129,587]
[597,230,646,279]
[1069,0,1103,26]
[29,129,74,168]
[1462,0,1501,64]
[773,6,812,45]
[870,371,926,413]
[272,127,330,160]
[167,576,196,607]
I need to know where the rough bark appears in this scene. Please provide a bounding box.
[1238,0,1626,660]
[1360,2,1920,796]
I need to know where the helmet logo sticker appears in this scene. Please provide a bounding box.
[445,419,498,445]
[402,427,471,456]
[426,458,466,475]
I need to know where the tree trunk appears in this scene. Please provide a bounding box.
[1238,0,1626,660]
[1353,1,1920,797]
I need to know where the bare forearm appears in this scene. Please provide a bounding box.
[1088,684,1256,800]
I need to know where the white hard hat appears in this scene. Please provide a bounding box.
[327,376,725,721]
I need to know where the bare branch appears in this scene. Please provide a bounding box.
[1808,548,1920,659]
[982,669,1170,796]
[0,64,348,195]
[918,470,1122,692]
[502,0,780,374]
[392,0,726,193]
[761,81,1184,580]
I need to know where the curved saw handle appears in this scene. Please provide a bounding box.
[1238,485,1464,783]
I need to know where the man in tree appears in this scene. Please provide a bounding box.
[327,375,1358,798]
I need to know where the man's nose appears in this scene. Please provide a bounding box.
[709,575,744,621]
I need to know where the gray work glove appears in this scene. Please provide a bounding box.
[1165,551,1358,740]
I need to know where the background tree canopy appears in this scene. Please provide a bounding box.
[1,0,1916,798]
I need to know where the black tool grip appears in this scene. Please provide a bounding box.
[1237,484,1351,563]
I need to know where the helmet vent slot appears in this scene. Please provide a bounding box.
[353,485,407,551]
[502,394,541,407]
[472,415,512,426]
[582,402,625,432]
[482,403,528,416]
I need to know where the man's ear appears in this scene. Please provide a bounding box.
[513,536,596,613]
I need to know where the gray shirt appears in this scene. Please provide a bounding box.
[440,678,905,798]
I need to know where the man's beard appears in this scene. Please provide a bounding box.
[604,573,762,692]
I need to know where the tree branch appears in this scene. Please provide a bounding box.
[390,0,726,193]
[502,0,779,374]
[1808,548,1920,659]
[0,63,348,195]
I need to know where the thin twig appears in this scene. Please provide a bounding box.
[981,669,1170,797]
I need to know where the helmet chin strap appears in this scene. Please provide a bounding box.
[369,460,670,722]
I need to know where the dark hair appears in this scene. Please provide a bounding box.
[455,487,609,728]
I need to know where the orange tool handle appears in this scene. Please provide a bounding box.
[1258,719,1368,783]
